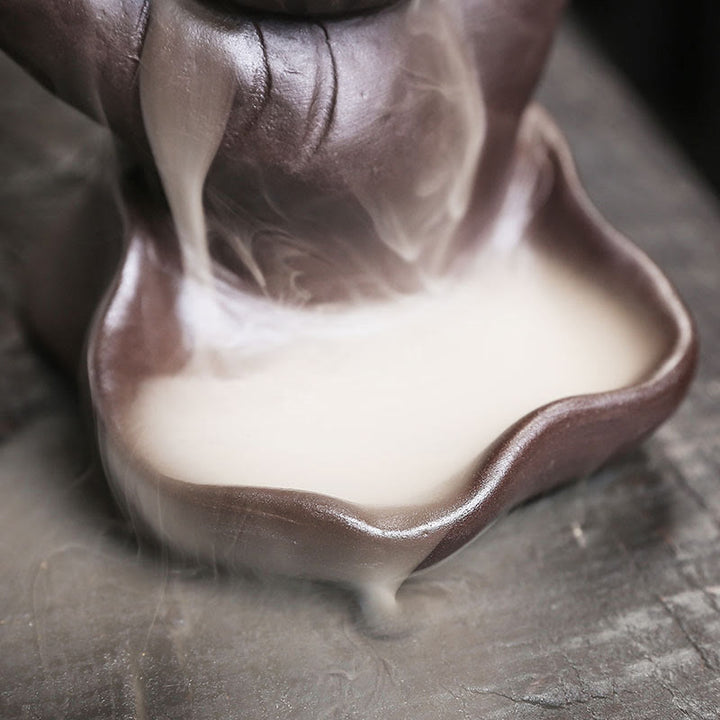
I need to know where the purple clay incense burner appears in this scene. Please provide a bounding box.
[0,0,696,612]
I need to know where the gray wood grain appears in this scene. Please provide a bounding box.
[1,22,720,720]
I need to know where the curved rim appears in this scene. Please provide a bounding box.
[88,105,698,575]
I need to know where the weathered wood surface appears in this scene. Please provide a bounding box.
[1,22,720,719]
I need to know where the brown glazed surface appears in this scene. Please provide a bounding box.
[0,0,697,590]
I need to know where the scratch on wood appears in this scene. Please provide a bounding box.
[655,594,718,673]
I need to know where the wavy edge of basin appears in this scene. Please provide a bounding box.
[88,104,698,589]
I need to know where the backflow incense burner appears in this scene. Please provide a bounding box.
[1,0,696,620]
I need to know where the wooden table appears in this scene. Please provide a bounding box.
[1,22,719,719]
